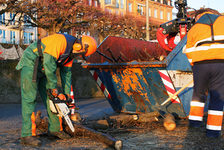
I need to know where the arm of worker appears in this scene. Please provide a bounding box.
[60,62,73,95]
[43,53,58,90]
[182,31,197,65]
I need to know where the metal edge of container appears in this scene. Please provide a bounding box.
[81,61,166,69]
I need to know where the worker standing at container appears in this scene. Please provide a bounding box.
[183,8,224,138]
[16,33,97,146]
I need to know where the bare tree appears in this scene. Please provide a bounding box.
[72,6,159,42]
[0,0,87,34]
[0,0,158,41]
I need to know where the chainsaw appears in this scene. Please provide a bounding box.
[49,96,75,132]
[156,0,195,51]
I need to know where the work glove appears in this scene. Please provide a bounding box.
[57,93,67,101]
[47,88,70,101]
[47,88,59,100]
[47,89,71,114]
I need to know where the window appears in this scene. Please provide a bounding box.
[105,0,111,4]
[154,9,157,18]
[24,32,32,44]
[0,29,2,42]
[10,13,16,25]
[116,0,119,8]
[24,32,28,44]
[160,11,163,19]
[128,3,132,12]
[94,0,97,7]
[138,5,144,15]
[0,13,5,25]
[1,30,6,43]
[148,8,151,17]
[10,31,16,43]
[24,15,31,24]
[120,0,124,9]
[29,33,32,43]
[167,12,171,20]
[168,0,171,6]
[88,0,92,6]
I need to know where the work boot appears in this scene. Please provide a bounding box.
[21,136,41,146]
[49,131,71,139]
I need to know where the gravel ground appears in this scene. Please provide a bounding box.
[0,99,224,150]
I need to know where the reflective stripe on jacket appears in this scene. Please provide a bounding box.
[183,13,224,65]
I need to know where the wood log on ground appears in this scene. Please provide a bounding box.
[108,111,160,126]
[35,110,160,149]
[65,123,122,150]
[86,111,160,130]
[92,119,110,130]
[163,113,176,131]
[134,111,160,123]
[35,110,48,133]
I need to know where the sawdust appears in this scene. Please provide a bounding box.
[1,118,224,150]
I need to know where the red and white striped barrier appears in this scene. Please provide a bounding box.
[90,70,111,99]
[69,85,76,115]
[158,70,180,103]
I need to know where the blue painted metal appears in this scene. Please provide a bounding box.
[165,36,192,71]
[83,62,186,117]
[82,36,194,117]
[164,36,193,115]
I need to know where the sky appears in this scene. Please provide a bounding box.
[172,0,224,13]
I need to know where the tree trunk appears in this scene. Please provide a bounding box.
[65,123,122,150]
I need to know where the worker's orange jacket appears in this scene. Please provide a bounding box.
[16,33,77,95]
[183,12,224,65]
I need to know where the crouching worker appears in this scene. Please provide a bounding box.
[16,33,97,146]
[183,8,224,138]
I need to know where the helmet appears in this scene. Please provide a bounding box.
[82,35,97,56]
[72,35,97,57]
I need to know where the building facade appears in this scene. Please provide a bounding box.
[0,0,172,43]
[91,0,173,26]
[0,11,38,45]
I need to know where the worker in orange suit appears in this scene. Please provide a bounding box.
[16,33,97,146]
[183,8,224,138]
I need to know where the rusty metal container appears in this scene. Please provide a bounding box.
[82,36,192,117]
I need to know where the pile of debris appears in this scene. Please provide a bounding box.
[35,110,179,150]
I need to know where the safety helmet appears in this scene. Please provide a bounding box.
[73,35,97,57]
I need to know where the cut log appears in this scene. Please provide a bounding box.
[92,119,110,130]
[163,113,176,131]
[108,113,136,127]
[65,123,122,150]
[35,110,48,133]
[108,111,160,126]
[135,111,160,123]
